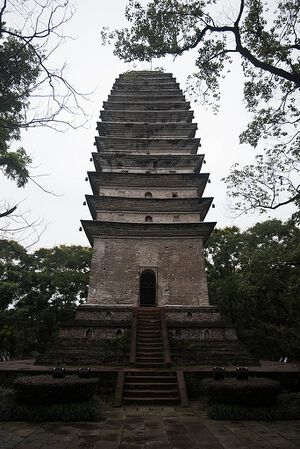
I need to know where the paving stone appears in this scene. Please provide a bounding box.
[146,443,171,449]
[93,441,119,449]
[40,443,68,449]
[0,442,21,449]
[0,403,299,449]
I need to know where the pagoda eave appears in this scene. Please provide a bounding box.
[103,101,191,111]
[81,220,216,246]
[85,195,213,220]
[87,171,209,196]
[92,153,204,173]
[100,110,194,124]
[96,121,197,139]
[94,136,200,154]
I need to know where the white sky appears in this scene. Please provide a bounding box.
[1,0,294,249]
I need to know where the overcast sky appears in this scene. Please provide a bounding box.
[1,0,294,249]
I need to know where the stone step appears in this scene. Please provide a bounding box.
[137,334,162,339]
[136,350,163,355]
[137,327,161,337]
[123,388,178,398]
[137,340,162,345]
[135,362,165,368]
[138,318,160,328]
[136,357,164,362]
[123,396,179,405]
[126,370,176,375]
[136,348,163,352]
[135,351,163,356]
[124,382,177,391]
[126,375,176,383]
[138,318,162,321]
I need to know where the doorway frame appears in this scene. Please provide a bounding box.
[138,266,158,307]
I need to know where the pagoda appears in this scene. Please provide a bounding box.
[40,72,256,404]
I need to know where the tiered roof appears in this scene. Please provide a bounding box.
[82,71,216,245]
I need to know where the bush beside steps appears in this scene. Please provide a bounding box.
[208,393,300,420]
[202,377,300,420]
[0,375,103,422]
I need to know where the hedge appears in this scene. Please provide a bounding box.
[14,375,98,404]
[208,393,300,420]
[0,387,102,422]
[202,377,280,406]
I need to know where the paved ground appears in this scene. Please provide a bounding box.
[0,404,299,449]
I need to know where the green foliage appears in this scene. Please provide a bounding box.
[202,377,280,406]
[103,0,300,213]
[208,392,300,420]
[0,386,102,422]
[0,241,91,356]
[0,1,82,190]
[0,37,39,186]
[14,375,98,404]
[206,219,300,360]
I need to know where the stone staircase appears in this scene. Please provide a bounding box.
[116,308,187,406]
[135,308,165,368]
[123,370,179,405]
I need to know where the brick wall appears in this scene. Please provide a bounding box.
[87,237,209,306]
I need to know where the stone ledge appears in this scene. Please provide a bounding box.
[59,320,131,328]
[103,101,191,111]
[77,304,135,311]
[94,136,200,153]
[88,171,209,195]
[81,220,216,245]
[86,195,213,218]
[167,321,235,329]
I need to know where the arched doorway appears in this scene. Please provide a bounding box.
[140,269,156,306]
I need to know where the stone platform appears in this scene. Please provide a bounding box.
[37,305,258,367]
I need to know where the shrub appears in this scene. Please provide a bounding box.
[202,377,280,406]
[0,387,102,422]
[208,393,300,420]
[14,375,98,404]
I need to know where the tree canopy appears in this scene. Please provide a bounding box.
[0,0,86,245]
[206,219,300,360]
[103,0,300,215]
[0,242,91,357]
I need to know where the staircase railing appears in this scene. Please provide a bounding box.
[129,308,137,365]
[160,308,171,367]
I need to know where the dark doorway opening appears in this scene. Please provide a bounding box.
[140,269,156,306]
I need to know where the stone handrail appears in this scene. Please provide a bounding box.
[161,308,171,367]
[129,308,137,365]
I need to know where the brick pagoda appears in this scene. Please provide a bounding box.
[40,71,256,403]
